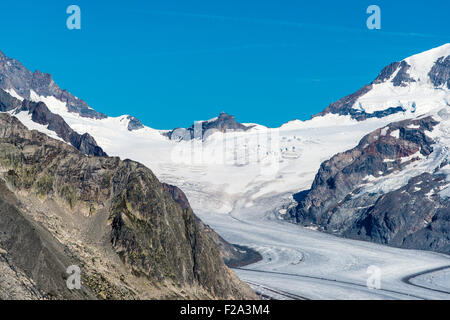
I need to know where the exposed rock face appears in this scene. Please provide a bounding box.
[163,183,262,267]
[391,61,416,87]
[0,113,255,299]
[315,83,406,121]
[166,112,253,141]
[287,116,450,253]
[0,181,96,299]
[126,115,144,131]
[162,183,262,267]
[372,62,401,84]
[0,88,21,111]
[0,89,106,156]
[0,51,106,119]
[429,56,450,89]
[344,172,449,252]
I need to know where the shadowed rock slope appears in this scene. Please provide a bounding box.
[0,113,255,299]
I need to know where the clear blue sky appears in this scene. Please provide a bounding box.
[0,0,448,128]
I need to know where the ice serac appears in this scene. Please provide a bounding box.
[0,112,256,299]
[315,43,450,121]
[287,113,450,253]
[166,112,253,140]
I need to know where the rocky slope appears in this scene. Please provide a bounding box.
[0,112,256,299]
[166,112,253,140]
[287,111,450,253]
[0,89,106,156]
[162,182,262,267]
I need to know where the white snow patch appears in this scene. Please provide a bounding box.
[5,88,23,101]
[390,129,400,139]
[9,110,64,142]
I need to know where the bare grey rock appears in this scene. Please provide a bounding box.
[166,112,253,141]
[287,116,449,253]
[429,56,450,89]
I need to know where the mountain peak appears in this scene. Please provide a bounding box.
[0,49,106,119]
[315,43,450,121]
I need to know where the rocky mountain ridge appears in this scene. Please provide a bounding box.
[0,112,255,299]
[0,50,106,119]
[0,89,106,156]
[286,112,450,253]
[166,112,253,141]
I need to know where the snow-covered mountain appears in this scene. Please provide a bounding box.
[0,50,105,119]
[0,43,449,299]
[0,44,448,220]
[316,43,450,120]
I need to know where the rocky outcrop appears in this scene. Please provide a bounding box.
[372,62,401,84]
[315,81,407,121]
[162,183,262,267]
[166,112,253,141]
[0,89,21,111]
[126,115,144,131]
[0,50,106,119]
[0,113,255,299]
[287,116,450,253]
[429,56,450,89]
[391,61,416,87]
[0,89,106,157]
[344,172,449,252]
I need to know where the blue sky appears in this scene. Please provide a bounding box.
[0,0,448,128]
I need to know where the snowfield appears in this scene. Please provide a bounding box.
[352,43,450,116]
